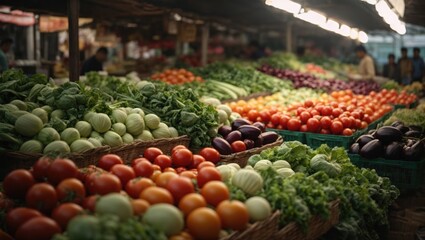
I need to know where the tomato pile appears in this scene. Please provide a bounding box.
[370,89,417,107]
[150,69,204,85]
[0,146,263,240]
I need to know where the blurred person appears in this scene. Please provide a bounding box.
[383,54,398,81]
[412,47,425,82]
[397,47,413,85]
[246,41,265,60]
[80,47,108,75]
[353,45,375,80]
[0,38,13,72]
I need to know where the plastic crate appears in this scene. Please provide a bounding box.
[266,129,306,143]
[305,132,360,149]
[394,104,406,110]
[348,154,425,191]
[410,100,419,109]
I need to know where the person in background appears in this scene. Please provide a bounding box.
[80,47,108,75]
[412,47,425,82]
[0,38,13,72]
[397,47,413,85]
[246,41,265,60]
[383,53,398,81]
[354,45,375,80]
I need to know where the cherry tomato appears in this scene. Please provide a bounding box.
[26,183,58,214]
[51,203,83,230]
[342,128,354,136]
[307,118,321,133]
[154,155,172,170]
[187,208,221,240]
[110,164,136,187]
[320,116,332,129]
[197,167,221,188]
[15,216,61,240]
[172,149,193,168]
[299,111,311,124]
[199,148,220,164]
[32,157,51,181]
[90,173,122,195]
[287,118,301,131]
[97,154,123,171]
[166,176,195,203]
[130,157,149,168]
[201,181,229,207]
[143,147,163,162]
[47,159,78,185]
[133,160,154,178]
[56,178,86,204]
[216,200,249,231]
[3,169,35,199]
[330,121,344,135]
[139,187,174,205]
[179,193,207,216]
[6,208,42,235]
[231,140,246,153]
[131,199,150,216]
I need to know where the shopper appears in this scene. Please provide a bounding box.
[80,47,108,75]
[383,53,398,81]
[354,45,375,80]
[412,47,425,82]
[397,47,413,85]
[0,38,13,72]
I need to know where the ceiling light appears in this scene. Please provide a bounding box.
[265,0,301,14]
[358,31,368,43]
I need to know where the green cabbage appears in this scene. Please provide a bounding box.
[75,121,92,138]
[41,105,53,114]
[51,109,65,119]
[168,127,179,138]
[136,130,154,141]
[37,127,60,145]
[122,133,134,143]
[125,113,145,136]
[20,140,43,153]
[112,123,126,136]
[90,113,112,133]
[43,140,70,154]
[32,108,49,124]
[104,131,123,147]
[15,113,43,137]
[129,108,145,118]
[111,109,127,124]
[144,114,161,130]
[88,137,103,147]
[60,128,81,145]
[70,139,95,153]
[10,99,27,111]
[152,123,171,139]
[84,111,96,122]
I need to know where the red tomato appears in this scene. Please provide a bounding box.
[320,128,331,134]
[90,173,122,195]
[155,172,179,188]
[175,167,187,174]
[171,145,188,154]
[133,160,154,178]
[197,161,215,171]
[354,119,362,129]
[51,203,83,230]
[139,187,174,205]
[279,115,290,129]
[164,167,177,173]
[330,121,344,135]
[231,141,246,153]
[110,165,136,187]
[340,117,353,129]
[180,171,197,179]
[125,178,155,199]
[321,106,332,116]
[201,181,230,207]
[47,159,78,185]
[166,177,195,203]
[360,121,369,129]
[172,149,193,167]
[270,114,281,126]
[197,167,221,188]
[178,193,207,216]
[130,157,149,168]
[307,118,321,133]
[299,111,311,124]
[154,155,172,170]
[97,154,123,171]
[363,115,372,124]
[310,109,320,116]
[216,200,249,231]
[299,124,308,132]
[191,155,206,169]
[0,192,15,213]
[143,147,163,162]
[3,170,35,199]
[26,183,58,214]
[32,157,51,181]
[259,110,271,123]
[304,100,314,108]
[247,110,259,122]
[332,108,343,118]
[342,128,354,136]
[199,148,220,164]
[15,216,61,240]
[152,164,161,171]
[287,118,301,131]
[56,178,86,204]
[296,107,306,115]
[6,208,42,235]
[320,116,332,129]
[131,199,150,216]
[82,195,99,212]
[76,165,104,183]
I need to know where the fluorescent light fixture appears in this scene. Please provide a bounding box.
[350,29,359,39]
[294,9,326,26]
[358,31,368,43]
[338,24,351,37]
[265,0,301,14]
[320,19,340,32]
[366,0,377,4]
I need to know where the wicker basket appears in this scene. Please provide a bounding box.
[220,137,283,167]
[275,200,340,240]
[0,136,190,178]
[221,211,281,240]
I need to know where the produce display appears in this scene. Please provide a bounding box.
[150,69,204,85]
[384,106,425,130]
[370,89,418,107]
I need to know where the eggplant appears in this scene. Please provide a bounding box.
[225,131,242,144]
[349,143,360,154]
[260,132,279,145]
[212,137,232,155]
[396,125,410,134]
[238,125,262,140]
[404,130,422,138]
[231,118,251,131]
[218,125,232,138]
[403,139,424,161]
[253,122,266,132]
[359,139,385,159]
[409,125,423,133]
[385,142,404,160]
[356,135,375,148]
[391,121,403,127]
[243,139,255,150]
[254,136,263,148]
[374,126,403,144]
[368,130,376,135]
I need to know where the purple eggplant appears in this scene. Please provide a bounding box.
[253,122,266,132]
[238,125,262,140]
[254,136,263,148]
[218,125,232,138]
[356,135,375,148]
[243,139,255,150]
[260,132,279,145]
[212,137,232,155]
[375,126,402,144]
[385,142,404,160]
[349,143,360,154]
[359,139,385,159]
[225,131,242,144]
[231,118,251,131]
[404,130,421,138]
[403,139,424,161]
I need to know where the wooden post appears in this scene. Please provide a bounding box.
[201,23,209,66]
[67,0,80,82]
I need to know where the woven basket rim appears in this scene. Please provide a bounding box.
[221,136,283,160]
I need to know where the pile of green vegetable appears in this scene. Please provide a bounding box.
[384,107,425,130]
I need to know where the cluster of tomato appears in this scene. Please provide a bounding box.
[150,69,204,85]
[0,146,251,240]
[372,89,417,107]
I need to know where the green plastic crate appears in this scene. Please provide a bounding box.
[266,129,306,143]
[348,154,425,191]
[394,104,406,110]
[305,132,358,149]
[410,100,419,109]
